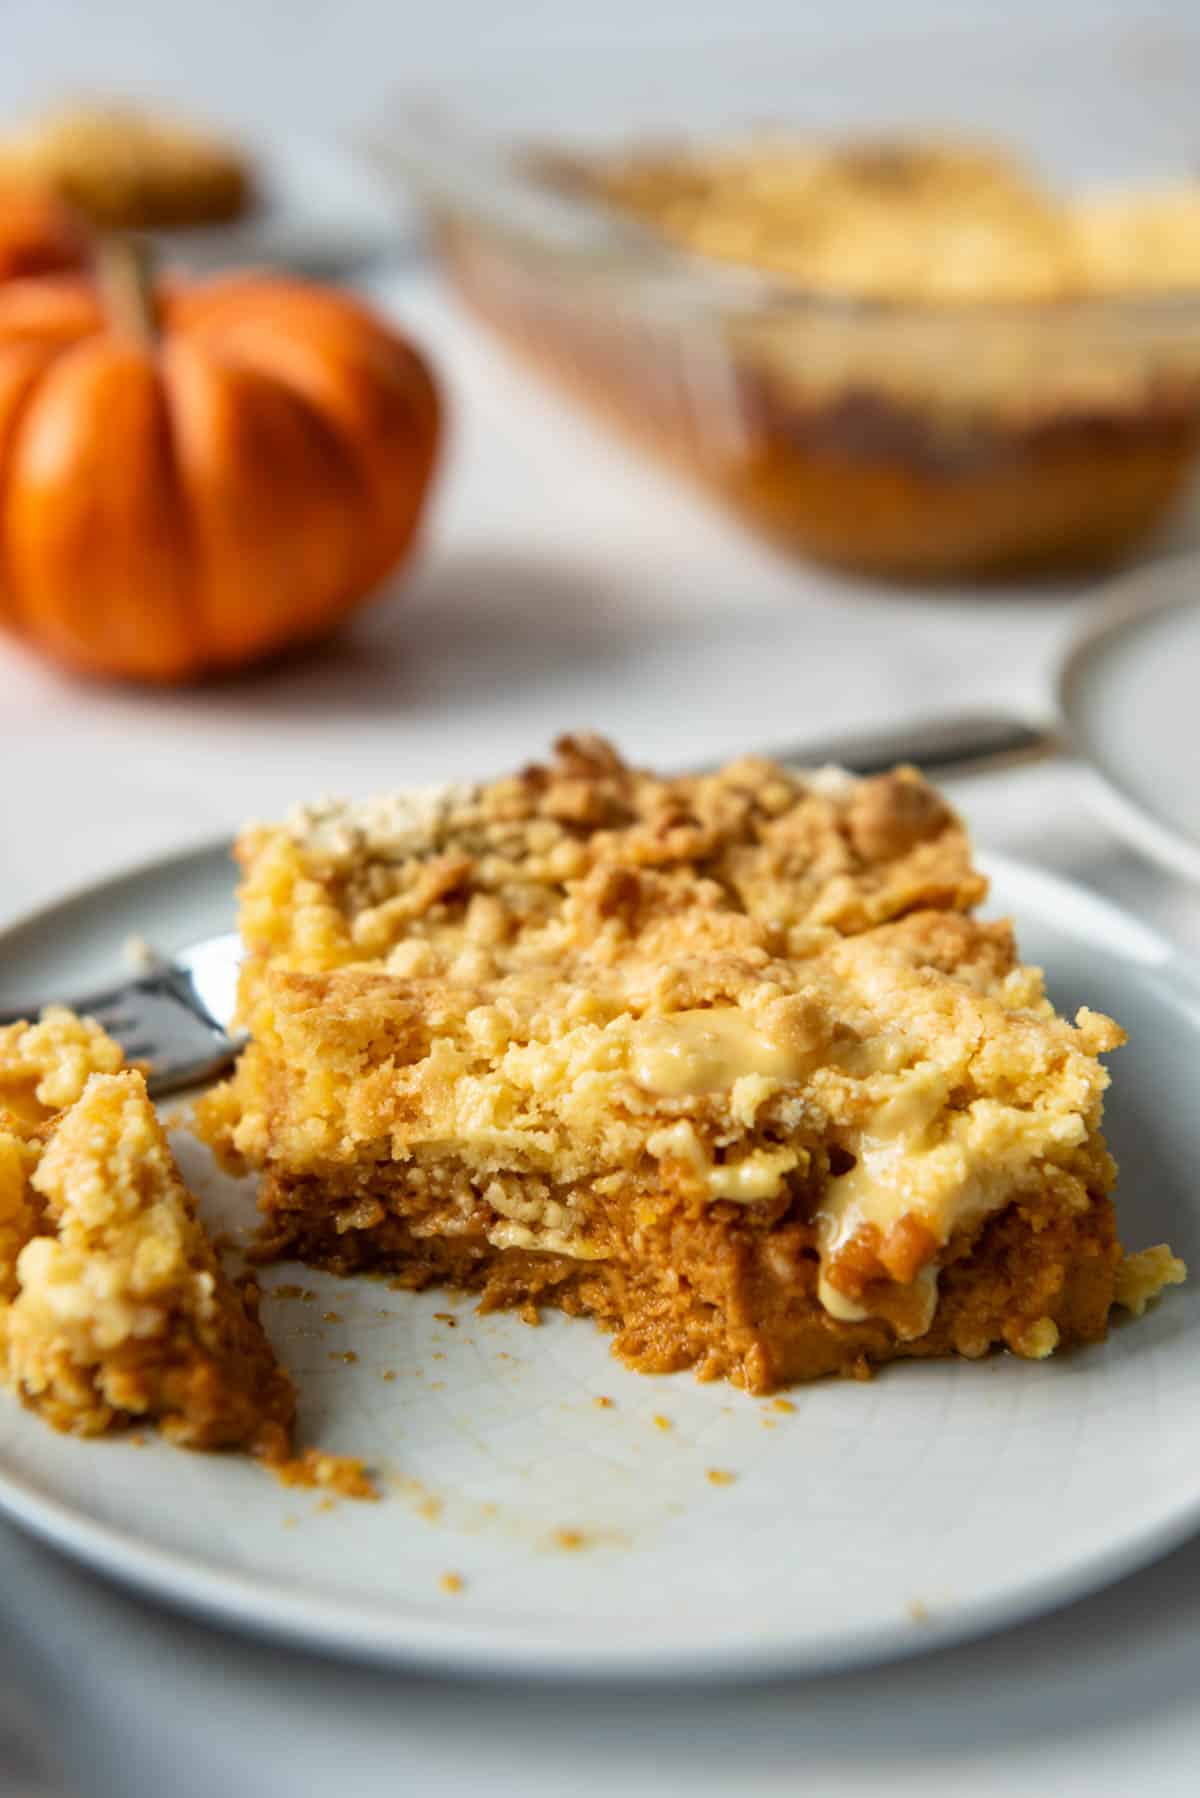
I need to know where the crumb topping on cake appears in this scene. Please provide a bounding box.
[587,138,1076,302]
[283,782,480,865]
[1114,1243,1188,1316]
[582,135,1200,302]
[234,739,984,1014]
[0,1007,125,1128]
[554,138,1200,424]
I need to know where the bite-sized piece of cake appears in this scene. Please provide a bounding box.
[0,1023,294,1453]
[199,739,1182,1392]
[0,1008,129,1294]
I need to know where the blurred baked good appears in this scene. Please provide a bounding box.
[443,134,1200,577]
[583,135,1200,300]
[0,99,252,229]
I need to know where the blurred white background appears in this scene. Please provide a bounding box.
[3,0,1195,134]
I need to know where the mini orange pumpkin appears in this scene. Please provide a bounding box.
[0,244,440,681]
[0,180,88,280]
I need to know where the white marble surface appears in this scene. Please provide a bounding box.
[1,246,1199,1796]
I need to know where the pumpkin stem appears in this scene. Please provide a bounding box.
[97,235,160,346]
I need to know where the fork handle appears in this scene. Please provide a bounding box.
[0,980,134,1029]
[729,711,1062,780]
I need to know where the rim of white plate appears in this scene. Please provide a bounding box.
[1058,560,1200,888]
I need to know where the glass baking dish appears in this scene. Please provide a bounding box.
[374,24,1200,581]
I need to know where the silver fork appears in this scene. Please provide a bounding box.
[0,933,244,1098]
[0,711,1055,1095]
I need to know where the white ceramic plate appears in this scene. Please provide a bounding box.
[0,844,1197,1682]
[1060,560,1200,885]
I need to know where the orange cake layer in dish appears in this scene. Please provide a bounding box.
[0,1008,295,1453]
[198,736,1183,1392]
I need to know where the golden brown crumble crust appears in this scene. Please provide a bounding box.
[231,737,984,998]
[580,136,1200,303]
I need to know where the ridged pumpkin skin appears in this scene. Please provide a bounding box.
[0,271,440,680]
[0,183,87,281]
